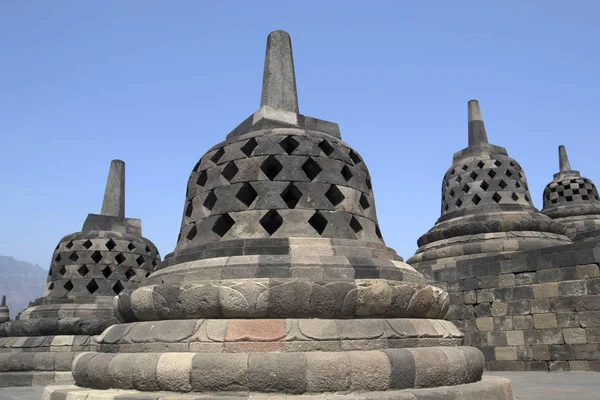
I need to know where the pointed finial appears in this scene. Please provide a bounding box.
[558,145,572,172]
[1,296,5,306]
[260,30,299,113]
[101,160,125,218]
[468,100,489,146]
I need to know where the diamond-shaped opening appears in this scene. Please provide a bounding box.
[65,241,74,249]
[477,161,485,169]
[213,214,235,237]
[499,180,507,189]
[235,183,258,207]
[78,265,89,276]
[55,244,60,250]
[444,203,449,212]
[115,253,126,265]
[112,281,124,295]
[302,158,322,181]
[152,259,158,267]
[470,171,478,180]
[55,254,61,262]
[124,268,136,281]
[325,185,345,206]
[145,271,151,278]
[492,192,502,203]
[375,224,383,239]
[83,240,93,249]
[449,189,455,197]
[461,165,469,171]
[210,148,225,164]
[63,280,74,292]
[279,136,299,155]
[145,245,152,254]
[480,181,489,191]
[319,140,335,156]
[349,216,363,233]
[515,181,521,188]
[525,194,530,202]
[240,138,258,157]
[48,282,54,291]
[309,212,328,235]
[221,161,239,182]
[494,160,502,167]
[472,194,481,205]
[86,279,99,294]
[91,251,103,264]
[359,193,370,209]
[456,198,463,208]
[462,184,470,193]
[509,161,515,167]
[281,183,302,209]
[185,202,194,217]
[506,169,513,178]
[196,170,208,187]
[187,224,197,240]
[341,165,353,181]
[366,177,372,190]
[456,176,462,184]
[104,239,116,251]
[348,149,362,165]
[136,255,145,267]
[203,191,217,211]
[450,169,455,176]
[518,172,523,179]
[261,156,283,180]
[259,210,284,236]
[59,265,67,276]
[488,170,497,178]
[511,192,519,201]
[102,266,112,278]
[69,252,79,262]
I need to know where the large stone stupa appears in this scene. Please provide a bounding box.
[0,160,161,387]
[541,145,600,241]
[408,100,571,269]
[45,32,513,399]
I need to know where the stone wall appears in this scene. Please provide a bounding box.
[416,239,600,371]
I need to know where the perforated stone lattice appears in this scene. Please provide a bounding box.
[46,236,160,298]
[177,131,383,248]
[543,177,600,207]
[441,156,533,215]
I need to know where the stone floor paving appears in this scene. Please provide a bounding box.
[1,372,599,400]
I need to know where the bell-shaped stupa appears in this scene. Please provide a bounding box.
[408,100,571,269]
[541,145,600,240]
[46,32,513,400]
[0,160,160,387]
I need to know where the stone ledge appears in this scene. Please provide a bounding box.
[42,376,513,399]
[0,371,73,387]
[69,347,484,393]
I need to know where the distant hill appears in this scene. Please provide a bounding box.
[0,255,47,318]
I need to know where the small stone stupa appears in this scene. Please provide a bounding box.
[45,32,513,399]
[541,145,600,241]
[0,296,9,324]
[0,160,160,387]
[408,100,571,269]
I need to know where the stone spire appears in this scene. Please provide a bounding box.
[559,145,572,172]
[100,159,125,218]
[542,145,600,240]
[408,100,570,268]
[261,30,299,113]
[50,31,513,400]
[468,99,488,146]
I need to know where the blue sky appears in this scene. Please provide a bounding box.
[1,1,599,268]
